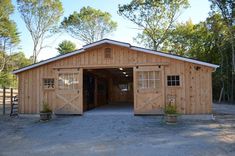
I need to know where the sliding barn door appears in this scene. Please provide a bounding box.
[134,66,165,114]
[55,69,83,114]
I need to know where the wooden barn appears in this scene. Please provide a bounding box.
[13,39,219,115]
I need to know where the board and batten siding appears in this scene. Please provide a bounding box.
[17,44,213,114]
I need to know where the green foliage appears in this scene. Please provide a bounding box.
[0,72,12,88]
[0,52,32,88]
[41,101,52,113]
[209,0,235,102]
[0,0,20,54]
[163,13,234,101]
[61,6,117,44]
[10,52,33,68]
[118,0,189,50]
[57,40,76,54]
[0,0,20,47]
[0,0,14,19]
[209,0,234,27]
[0,19,19,44]
[17,0,64,63]
[0,0,20,89]
[0,19,20,72]
[164,104,177,114]
[164,14,228,59]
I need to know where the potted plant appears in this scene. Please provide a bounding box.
[40,102,52,121]
[164,104,178,124]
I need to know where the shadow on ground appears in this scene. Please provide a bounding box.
[0,104,234,156]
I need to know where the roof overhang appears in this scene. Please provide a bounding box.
[12,39,219,74]
[130,46,219,69]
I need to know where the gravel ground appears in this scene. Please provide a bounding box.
[0,104,234,156]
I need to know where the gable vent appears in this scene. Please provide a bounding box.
[104,47,112,59]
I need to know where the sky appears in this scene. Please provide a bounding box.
[11,0,211,61]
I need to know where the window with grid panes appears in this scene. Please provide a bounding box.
[58,73,79,90]
[43,79,54,89]
[167,75,180,86]
[137,71,160,90]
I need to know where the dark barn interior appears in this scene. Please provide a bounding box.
[83,68,133,112]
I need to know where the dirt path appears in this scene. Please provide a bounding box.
[0,104,234,156]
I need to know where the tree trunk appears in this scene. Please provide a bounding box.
[153,39,157,51]
[33,45,37,63]
[219,86,224,103]
[231,40,234,103]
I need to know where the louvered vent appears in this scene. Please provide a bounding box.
[104,48,112,59]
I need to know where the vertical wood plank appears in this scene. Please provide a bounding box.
[133,67,137,113]
[80,68,83,114]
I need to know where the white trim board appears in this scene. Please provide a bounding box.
[13,39,219,74]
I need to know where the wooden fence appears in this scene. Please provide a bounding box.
[0,88,18,115]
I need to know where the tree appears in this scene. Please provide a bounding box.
[17,0,63,63]
[0,52,32,88]
[0,0,20,73]
[57,40,76,54]
[0,0,14,20]
[61,6,117,44]
[164,14,232,102]
[209,0,235,102]
[118,0,189,50]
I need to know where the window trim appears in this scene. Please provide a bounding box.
[58,73,79,90]
[137,70,161,92]
[166,75,181,87]
[43,78,55,90]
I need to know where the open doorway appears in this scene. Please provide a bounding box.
[83,68,133,113]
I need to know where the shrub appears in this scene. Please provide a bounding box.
[40,102,52,113]
[164,104,177,114]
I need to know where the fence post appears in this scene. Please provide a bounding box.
[10,88,13,115]
[3,87,6,115]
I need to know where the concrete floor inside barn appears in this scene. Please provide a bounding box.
[0,103,235,156]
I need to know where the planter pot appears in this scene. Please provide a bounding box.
[165,114,177,124]
[40,112,52,121]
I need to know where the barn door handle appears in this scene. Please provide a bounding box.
[77,90,79,93]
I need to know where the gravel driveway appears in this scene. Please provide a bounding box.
[0,104,234,156]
